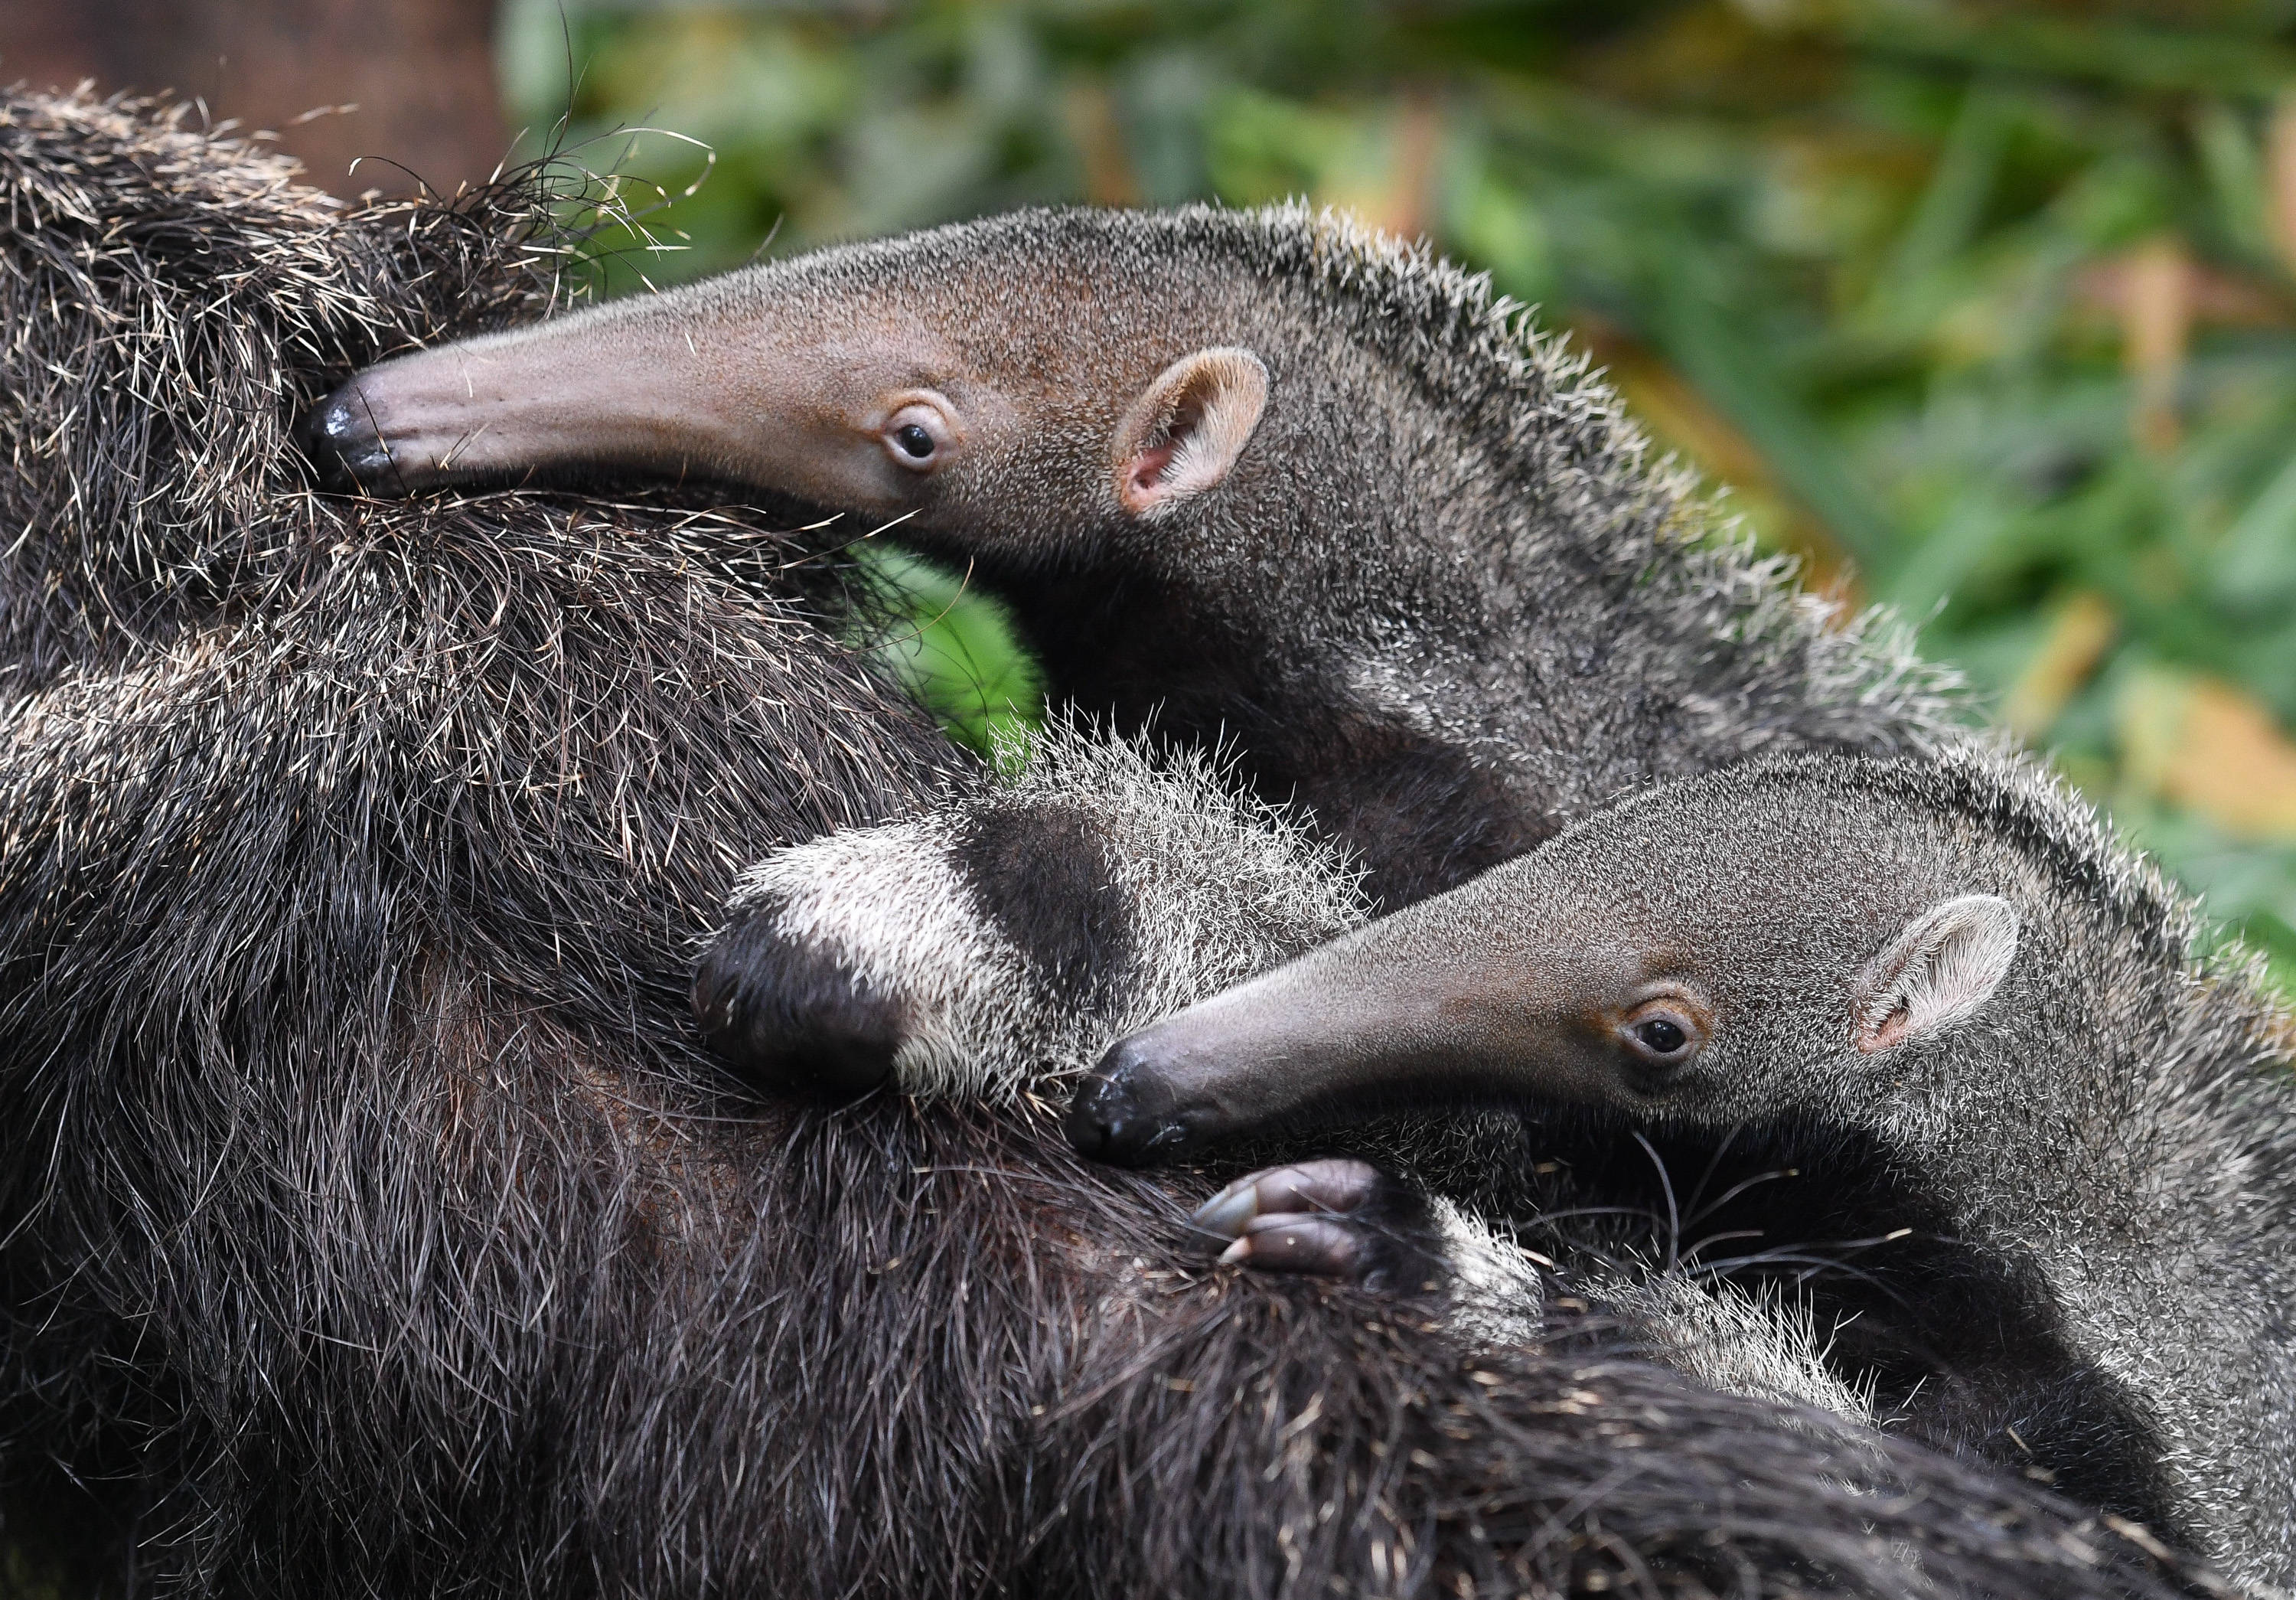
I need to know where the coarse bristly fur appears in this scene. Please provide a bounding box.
[0,86,2216,1600]
[1076,740,2296,1590]
[0,84,2223,1598]
[303,197,1962,1104]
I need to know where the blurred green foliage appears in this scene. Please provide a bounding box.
[501,0,2296,986]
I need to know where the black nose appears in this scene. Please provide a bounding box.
[1064,1037,1190,1167]
[1062,1075,1133,1162]
[297,380,396,494]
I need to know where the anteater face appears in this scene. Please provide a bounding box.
[1066,759,2027,1164]
[302,213,1277,571]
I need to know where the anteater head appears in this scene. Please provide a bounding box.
[302,211,1287,568]
[1068,754,2038,1166]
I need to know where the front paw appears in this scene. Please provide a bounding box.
[1187,1159,1442,1294]
[693,908,908,1099]
[691,821,1045,1104]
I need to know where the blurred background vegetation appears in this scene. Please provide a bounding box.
[497,0,2296,987]
[492,0,2296,984]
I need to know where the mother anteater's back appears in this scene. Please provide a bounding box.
[0,89,2197,1599]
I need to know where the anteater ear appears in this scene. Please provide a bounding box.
[1111,348,1268,518]
[1853,894,2020,1054]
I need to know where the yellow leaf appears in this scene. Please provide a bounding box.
[2120,669,2296,841]
[2002,590,2116,742]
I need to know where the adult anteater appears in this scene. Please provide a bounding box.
[0,89,2197,1600]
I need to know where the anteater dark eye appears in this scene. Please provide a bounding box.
[1619,998,1704,1079]
[881,397,957,473]
[1634,1017,1687,1056]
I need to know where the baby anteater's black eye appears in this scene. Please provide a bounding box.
[1619,1000,1704,1075]
[879,398,957,473]
[1633,1017,1687,1055]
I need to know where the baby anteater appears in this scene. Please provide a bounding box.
[1071,746,2296,1589]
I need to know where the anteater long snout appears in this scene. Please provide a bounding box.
[301,308,743,495]
[1065,867,1619,1166]
[1063,937,1491,1167]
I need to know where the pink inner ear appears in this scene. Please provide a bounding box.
[1118,400,1217,513]
[1112,347,1267,516]
[1123,441,1178,506]
[1859,1004,1913,1054]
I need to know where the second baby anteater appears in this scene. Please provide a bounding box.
[1071,745,2296,1590]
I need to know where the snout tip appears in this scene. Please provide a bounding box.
[1061,1077,1147,1164]
[297,380,400,495]
[1063,1035,1197,1167]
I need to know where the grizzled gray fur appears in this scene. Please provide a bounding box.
[1077,744,2296,1590]
[0,87,2206,1600]
[308,201,1958,1101]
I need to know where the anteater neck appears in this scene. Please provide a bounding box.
[983,560,1551,908]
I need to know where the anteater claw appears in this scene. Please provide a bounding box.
[1216,1215,1375,1278]
[1187,1158,1397,1281]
